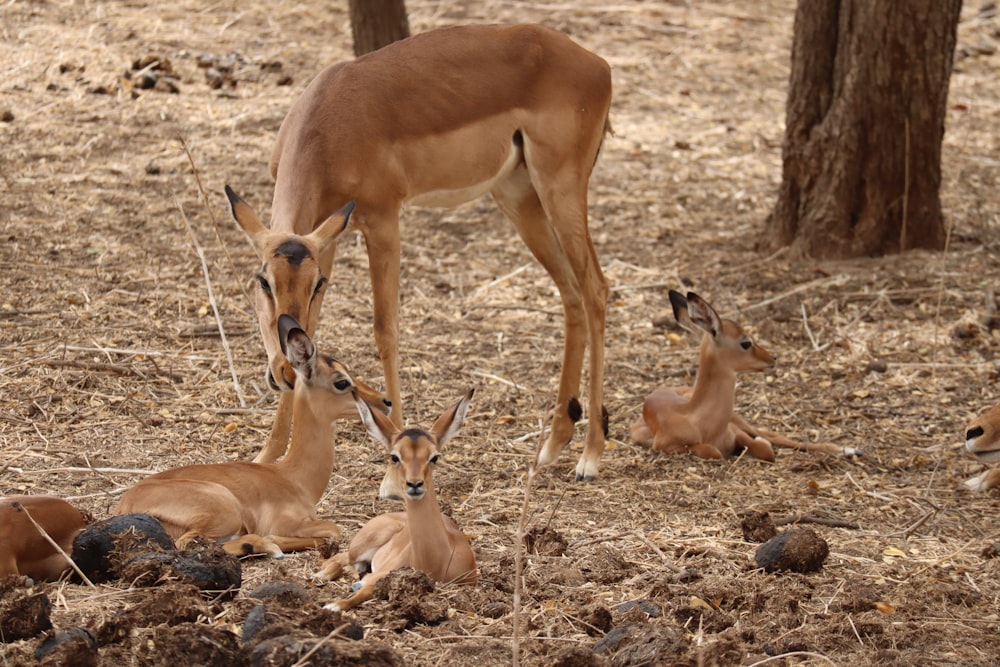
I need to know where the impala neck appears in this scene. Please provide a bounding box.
[404,481,453,574]
[275,387,337,503]
[687,335,737,434]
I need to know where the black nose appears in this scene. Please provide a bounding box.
[967,426,985,440]
[407,480,423,492]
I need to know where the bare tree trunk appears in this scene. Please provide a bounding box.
[764,0,961,258]
[349,0,410,57]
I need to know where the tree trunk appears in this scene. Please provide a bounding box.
[764,0,961,258]
[348,0,410,57]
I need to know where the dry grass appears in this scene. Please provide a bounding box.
[2,1,999,665]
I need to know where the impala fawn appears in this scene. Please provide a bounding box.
[226,23,612,483]
[315,390,477,612]
[115,316,389,557]
[963,402,1000,491]
[0,495,88,581]
[631,290,860,461]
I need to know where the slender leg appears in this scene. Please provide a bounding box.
[255,391,294,463]
[362,212,404,430]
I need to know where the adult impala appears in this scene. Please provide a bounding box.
[631,291,860,461]
[0,495,88,580]
[315,389,477,612]
[963,402,1000,491]
[115,316,389,557]
[226,23,613,481]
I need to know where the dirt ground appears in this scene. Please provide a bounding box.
[2,1,1000,665]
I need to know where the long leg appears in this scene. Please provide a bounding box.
[516,166,609,481]
[491,166,591,476]
[729,412,860,456]
[360,209,404,431]
[256,392,294,463]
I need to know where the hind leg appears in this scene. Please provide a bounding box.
[492,166,599,478]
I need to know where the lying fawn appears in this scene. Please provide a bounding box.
[631,290,860,461]
[963,402,1000,491]
[0,495,88,581]
[114,315,389,557]
[315,390,478,612]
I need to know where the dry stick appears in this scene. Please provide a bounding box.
[13,501,95,588]
[175,199,247,407]
[773,513,860,530]
[290,622,356,667]
[180,139,252,308]
[512,416,548,667]
[746,651,838,667]
[44,358,185,383]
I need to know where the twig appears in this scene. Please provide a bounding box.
[512,415,548,667]
[773,513,860,530]
[800,302,829,352]
[743,274,850,312]
[12,466,157,476]
[175,198,247,407]
[44,358,185,383]
[13,501,95,587]
[746,651,838,667]
[291,623,355,667]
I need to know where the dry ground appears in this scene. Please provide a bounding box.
[2,1,1000,665]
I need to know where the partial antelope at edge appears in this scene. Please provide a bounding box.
[963,402,1000,491]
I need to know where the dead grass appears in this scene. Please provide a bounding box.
[2,1,999,665]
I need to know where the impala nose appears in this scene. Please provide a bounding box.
[406,480,425,498]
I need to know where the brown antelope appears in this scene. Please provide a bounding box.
[225,23,612,482]
[114,315,389,557]
[963,402,1000,491]
[314,389,477,612]
[631,291,861,461]
[0,495,88,581]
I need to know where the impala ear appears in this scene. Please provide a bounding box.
[225,185,269,251]
[429,388,475,448]
[669,289,699,336]
[308,201,355,252]
[684,292,722,339]
[356,392,396,449]
[278,315,316,375]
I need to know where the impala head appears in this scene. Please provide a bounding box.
[278,314,390,420]
[225,185,355,393]
[356,389,474,501]
[670,290,775,373]
[965,403,1000,464]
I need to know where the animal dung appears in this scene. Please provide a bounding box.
[71,513,175,583]
[754,528,829,573]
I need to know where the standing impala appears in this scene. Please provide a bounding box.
[226,23,612,482]
[963,402,1000,491]
[114,316,388,557]
[314,389,477,613]
[631,291,860,461]
[0,495,88,580]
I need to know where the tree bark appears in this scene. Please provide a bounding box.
[764,0,961,258]
[348,0,410,57]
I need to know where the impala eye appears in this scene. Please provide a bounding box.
[740,340,752,350]
[333,378,352,391]
[313,277,327,297]
[429,454,440,465]
[257,274,272,296]
[389,454,400,464]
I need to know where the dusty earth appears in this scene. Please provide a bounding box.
[2,0,1000,665]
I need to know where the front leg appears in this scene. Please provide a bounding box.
[255,391,294,463]
[363,212,404,430]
